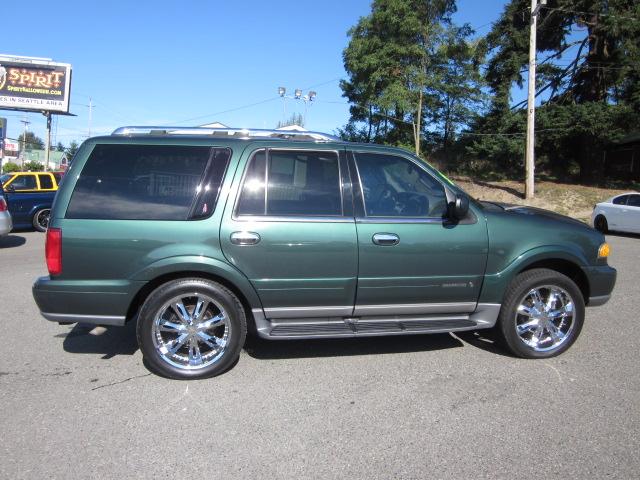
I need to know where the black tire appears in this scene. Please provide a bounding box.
[32,208,50,232]
[594,215,608,233]
[136,278,247,379]
[496,268,585,359]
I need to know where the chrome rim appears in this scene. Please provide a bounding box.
[152,293,230,370]
[515,285,575,352]
[37,210,50,229]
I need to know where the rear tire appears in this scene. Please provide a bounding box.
[594,214,608,233]
[32,208,50,232]
[136,278,247,379]
[496,268,585,359]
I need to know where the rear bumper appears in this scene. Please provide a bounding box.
[32,276,144,326]
[0,212,12,235]
[582,265,617,307]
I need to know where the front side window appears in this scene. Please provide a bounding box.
[613,195,629,205]
[236,149,342,216]
[10,174,37,191]
[354,152,447,218]
[67,144,223,220]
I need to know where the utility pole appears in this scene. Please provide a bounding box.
[525,0,546,200]
[88,97,94,138]
[20,117,30,169]
[43,112,51,172]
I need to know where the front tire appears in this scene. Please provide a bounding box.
[137,278,247,379]
[496,268,585,359]
[33,208,50,232]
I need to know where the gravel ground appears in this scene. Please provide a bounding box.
[0,231,638,479]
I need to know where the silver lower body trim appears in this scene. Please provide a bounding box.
[251,303,501,340]
[41,312,126,326]
[353,302,477,316]
[264,305,353,319]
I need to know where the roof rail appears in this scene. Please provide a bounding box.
[111,126,342,142]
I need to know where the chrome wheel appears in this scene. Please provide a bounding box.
[152,293,230,370]
[515,285,576,352]
[34,209,50,232]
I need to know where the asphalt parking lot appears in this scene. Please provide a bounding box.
[1,231,639,479]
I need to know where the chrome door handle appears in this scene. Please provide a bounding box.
[372,233,399,246]
[230,231,261,246]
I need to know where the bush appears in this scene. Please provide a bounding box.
[23,161,44,171]
[2,162,20,173]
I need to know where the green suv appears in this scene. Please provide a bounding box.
[33,127,616,379]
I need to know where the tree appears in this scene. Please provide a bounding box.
[276,113,304,128]
[55,142,65,152]
[18,132,44,151]
[469,0,640,179]
[340,0,465,156]
[65,141,79,161]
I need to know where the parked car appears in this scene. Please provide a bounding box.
[0,171,61,192]
[0,184,12,236]
[3,187,55,232]
[592,192,640,234]
[32,126,617,379]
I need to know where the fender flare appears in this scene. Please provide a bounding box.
[129,255,263,311]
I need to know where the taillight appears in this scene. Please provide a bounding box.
[46,227,62,276]
[0,197,6,212]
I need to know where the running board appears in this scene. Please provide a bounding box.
[251,304,501,340]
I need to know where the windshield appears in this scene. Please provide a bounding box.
[0,173,13,185]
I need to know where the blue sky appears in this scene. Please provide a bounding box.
[1,0,509,147]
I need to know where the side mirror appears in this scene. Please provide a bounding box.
[450,194,469,220]
[5,184,15,193]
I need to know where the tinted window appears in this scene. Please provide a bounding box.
[355,153,447,217]
[627,195,640,207]
[613,195,629,205]
[237,150,342,216]
[67,144,214,220]
[10,174,37,190]
[39,174,53,189]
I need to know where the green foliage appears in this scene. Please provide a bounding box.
[467,0,640,179]
[23,161,44,171]
[18,131,44,151]
[2,162,20,173]
[65,141,79,161]
[55,142,65,152]
[340,0,475,155]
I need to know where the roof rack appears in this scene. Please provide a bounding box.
[111,126,342,143]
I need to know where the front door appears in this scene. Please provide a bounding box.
[220,147,358,319]
[349,150,488,317]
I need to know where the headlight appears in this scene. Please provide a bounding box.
[598,242,610,259]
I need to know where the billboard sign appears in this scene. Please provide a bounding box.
[0,56,72,113]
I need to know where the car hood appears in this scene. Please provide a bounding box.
[483,201,591,230]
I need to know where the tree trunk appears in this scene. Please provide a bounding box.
[414,90,423,156]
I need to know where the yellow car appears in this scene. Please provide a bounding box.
[0,171,62,192]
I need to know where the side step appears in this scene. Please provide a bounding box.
[252,304,501,340]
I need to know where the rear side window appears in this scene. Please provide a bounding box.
[67,144,229,220]
[627,195,640,207]
[236,149,342,216]
[612,195,629,205]
[39,174,53,189]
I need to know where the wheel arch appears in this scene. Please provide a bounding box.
[517,258,590,302]
[125,258,263,333]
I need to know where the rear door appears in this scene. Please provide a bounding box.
[349,149,488,316]
[220,146,358,319]
[625,194,640,233]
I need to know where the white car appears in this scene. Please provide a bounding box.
[591,192,640,234]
